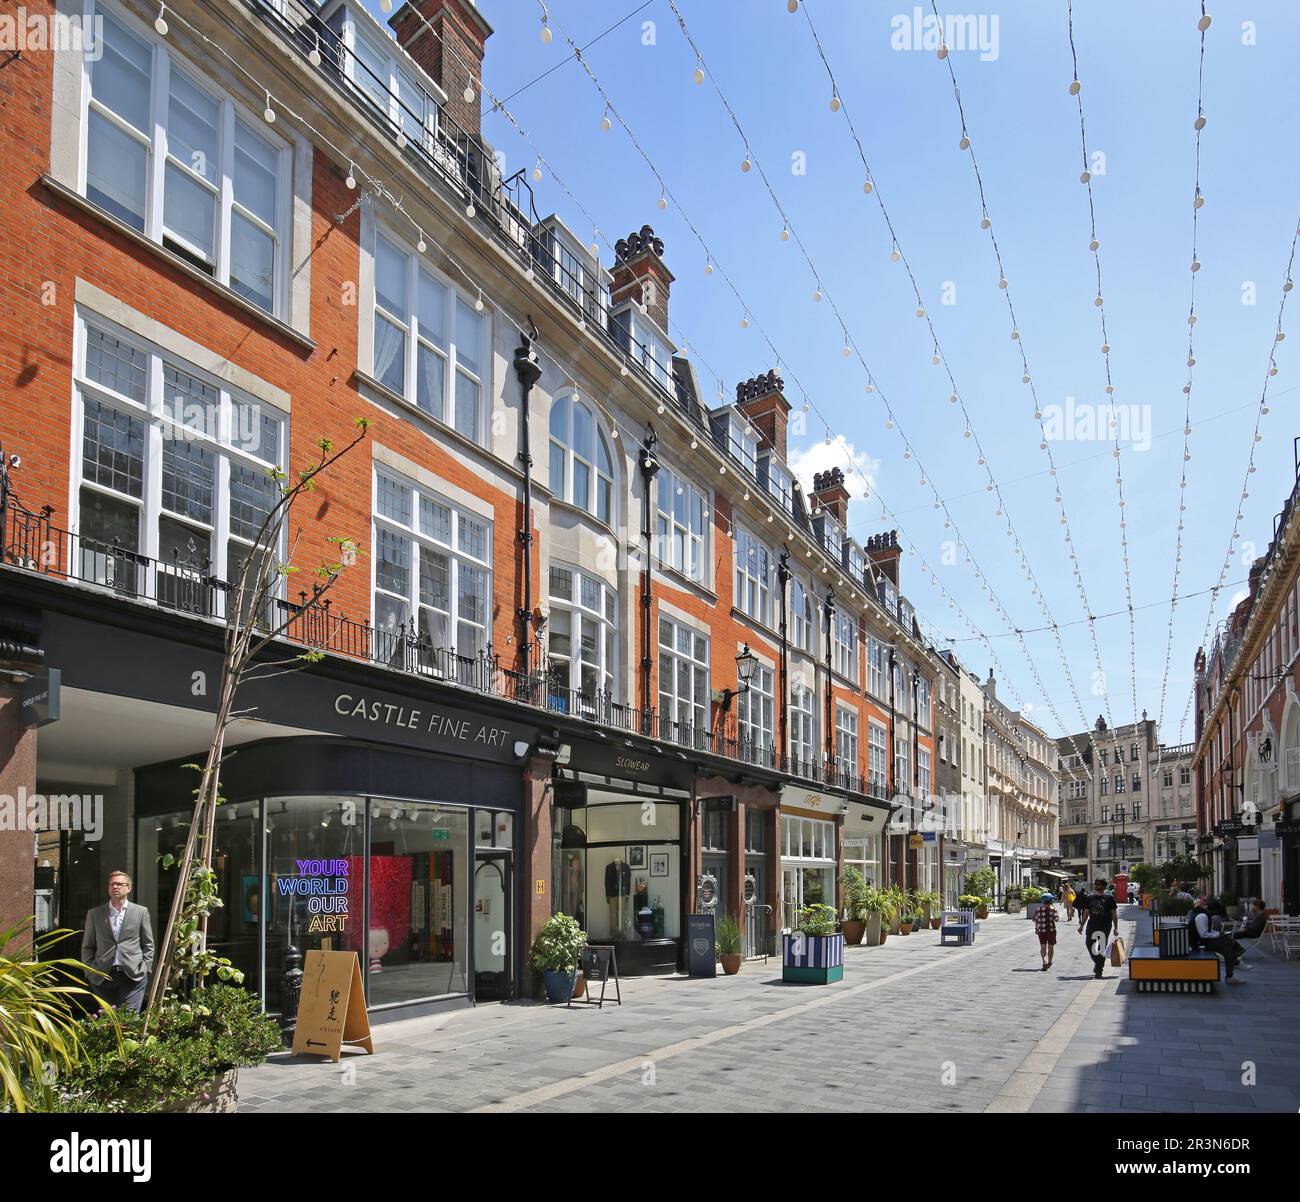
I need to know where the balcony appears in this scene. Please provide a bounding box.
[1,498,888,801]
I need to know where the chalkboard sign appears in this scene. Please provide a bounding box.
[569,945,621,1009]
[687,913,716,978]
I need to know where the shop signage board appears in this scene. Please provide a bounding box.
[907,833,924,850]
[686,913,716,977]
[1237,836,1260,864]
[291,950,373,1063]
[1275,818,1300,836]
[569,945,621,1009]
[43,613,539,766]
[19,668,60,727]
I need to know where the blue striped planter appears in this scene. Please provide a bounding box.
[782,932,845,984]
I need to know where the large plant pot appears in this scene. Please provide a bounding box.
[542,969,578,1003]
[930,917,941,930]
[899,922,913,936]
[162,1068,239,1114]
[842,919,866,946]
[865,913,883,945]
[976,906,989,919]
[1006,899,1022,914]
[1026,902,1042,922]
[782,933,844,984]
[720,953,743,975]
[573,973,586,999]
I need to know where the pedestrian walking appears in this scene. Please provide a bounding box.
[81,869,154,1013]
[1034,895,1059,970]
[1076,877,1118,980]
[1064,882,1076,922]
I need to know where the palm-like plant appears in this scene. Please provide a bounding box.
[0,919,117,1113]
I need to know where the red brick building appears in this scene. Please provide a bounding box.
[0,0,943,1015]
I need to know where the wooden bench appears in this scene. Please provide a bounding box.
[1128,945,1221,993]
[939,909,977,946]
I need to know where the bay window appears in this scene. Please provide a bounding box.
[655,466,707,582]
[74,318,285,607]
[549,396,615,524]
[373,470,491,668]
[735,527,773,624]
[372,231,487,443]
[83,3,290,315]
[658,617,709,748]
[547,566,617,710]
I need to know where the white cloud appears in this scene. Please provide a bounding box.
[787,435,879,525]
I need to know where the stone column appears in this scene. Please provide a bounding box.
[518,755,553,996]
[0,677,37,940]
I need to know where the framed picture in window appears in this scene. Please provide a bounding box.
[626,845,646,870]
[650,853,669,878]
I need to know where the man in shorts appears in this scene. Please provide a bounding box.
[1034,893,1059,970]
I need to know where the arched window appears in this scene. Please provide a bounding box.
[549,395,614,524]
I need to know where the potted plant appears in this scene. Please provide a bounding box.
[862,884,890,946]
[530,913,588,1003]
[883,885,907,936]
[916,890,942,929]
[840,867,869,945]
[1005,885,1023,914]
[1023,886,1044,921]
[965,866,997,904]
[783,903,844,984]
[716,911,743,975]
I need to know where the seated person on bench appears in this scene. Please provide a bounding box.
[1238,899,1270,940]
[1189,900,1243,983]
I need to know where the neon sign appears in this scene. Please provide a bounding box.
[277,858,351,933]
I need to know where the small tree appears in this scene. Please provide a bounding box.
[144,420,369,1027]
[1159,853,1203,888]
[965,865,997,899]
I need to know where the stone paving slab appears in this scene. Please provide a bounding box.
[240,906,1300,1113]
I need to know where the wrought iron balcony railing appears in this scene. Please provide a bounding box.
[1,497,888,801]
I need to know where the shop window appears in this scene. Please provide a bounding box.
[552,795,682,943]
[84,4,289,313]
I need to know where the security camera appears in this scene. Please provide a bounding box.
[7,454,20,470]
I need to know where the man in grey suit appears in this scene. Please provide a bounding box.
[82,870,154,1012]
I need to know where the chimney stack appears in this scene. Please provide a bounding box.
[611,226,673,333]
[735,371,790,459]
[391,2,493,140]
[866,529,901,586]
[811,467,849,526]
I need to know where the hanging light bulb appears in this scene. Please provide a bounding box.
[263,92,276,124]
[741,152,752,173]
[787,0,799,12]
[704,258,713,276]
[938,43,950,60]
[740,312,749,329]
[812,286,823,302]
[475,290,484,313]
[540,13,552,44]
[466,199,476,218]
[464,83,476,105]
[693,57,705,85]
[417,230,427,254]
[830,92,841,112]
[532,157,543,182]
[1198,12,1212,31]
[345,163,357,190]
[154,3,168,36]
[657,190,668,211]
[980,216,991,230]
[863,178,874,195]
[890,243,901,262]
[780,223,790,242]
[600,107,612,133]
[309,36,322,67]
[959,135,970,150]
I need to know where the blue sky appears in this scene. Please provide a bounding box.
[366,0,1300,745]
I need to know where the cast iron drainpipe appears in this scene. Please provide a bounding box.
[777,550,791,765]
[638,428,660,718]
[512,324,542,679]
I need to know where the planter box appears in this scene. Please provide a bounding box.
[1006,899,1022,914]
[1025,902,1042,921]
[162,1068,239,1114]
[782,932,844,984]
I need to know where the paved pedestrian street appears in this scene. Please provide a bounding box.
[241,907,1300,1114]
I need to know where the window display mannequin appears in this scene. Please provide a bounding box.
[605,857,631,937]
[563,852,585,929]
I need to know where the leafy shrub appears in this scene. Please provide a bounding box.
[52,985,281,1113]
[795,904,839,937]
[529,913,587,973]
[958,894,982,909]
[840,867,869,921]
[715,911,743,956]
[965,866,997,899]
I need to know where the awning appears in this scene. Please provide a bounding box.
[1038,868,1071,880]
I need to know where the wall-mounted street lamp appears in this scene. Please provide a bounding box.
[715,644,759,716]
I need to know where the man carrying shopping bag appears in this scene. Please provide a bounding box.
[1076,877,1118,980]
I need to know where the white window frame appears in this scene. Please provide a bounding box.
[737,662,775,764]
[370,227,489,444]
[867,637,886,699]
[71,312,287,595]
[727,414,759,476]
[80,1,293,316]
[658,616,709,748]
[372,467,492,663]
[868,720,888,795]
[655,465,708,583]
[549,394,615,525]
[896,734,910,797]
[917,748,932,799]
[835,705,859,784]
[765,457,793,513]
[790,683,816,768]
[791,578,813,652]
[735,525,773,625]
[833,611,858,682]
[341,10,440,154]
[547,564,617,707]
